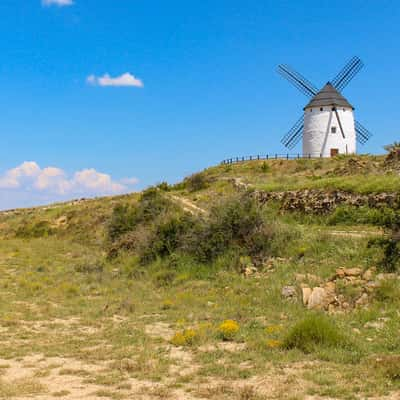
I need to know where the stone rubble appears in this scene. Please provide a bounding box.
[293,267,398,312]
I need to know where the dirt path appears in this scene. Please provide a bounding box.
[322,229,383,238]
[167,194,207,216]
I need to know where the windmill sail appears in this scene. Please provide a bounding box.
[281,115,304,149]
[355,120,373,145]
[277,65,318,98]
[331,57,364,92]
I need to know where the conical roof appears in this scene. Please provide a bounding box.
[304,82,354,110]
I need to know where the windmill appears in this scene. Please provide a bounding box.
[278,57,372,157]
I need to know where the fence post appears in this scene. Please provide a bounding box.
[287,153,289,160]
[257,155,260,160]
[266,154,269,160]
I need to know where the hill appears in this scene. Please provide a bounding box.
[0,154,400,399]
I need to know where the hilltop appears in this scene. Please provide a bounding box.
[0,154,400,399]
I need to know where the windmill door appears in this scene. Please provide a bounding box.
[330,148,339,157]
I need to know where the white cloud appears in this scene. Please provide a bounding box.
[42,0,74,7]
[0,161,138,209]
[87,73,144,88]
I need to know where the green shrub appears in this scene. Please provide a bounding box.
[184,172,209,192]
[15,221,54,238]
[107,204,138,242]
[327,206,397,226]
[108,192,295,268]
[156,182,170,191]
[368,211,400,272]
[140,214,197,263]
[375,279,400,302]
[260,162,270,173]
[152,269,177,287]
[283,314,350,353]
[185,195,270,262]
[107,188,175,243]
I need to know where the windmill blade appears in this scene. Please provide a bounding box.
[281,115,304,149]
[355,120,373,145]
[277,64,318,98]
[331,57,364,92]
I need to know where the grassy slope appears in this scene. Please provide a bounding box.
[0,155,399,399]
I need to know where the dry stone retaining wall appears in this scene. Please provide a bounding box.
[252,189,399,214]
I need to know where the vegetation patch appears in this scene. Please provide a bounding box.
[283,313,352,353]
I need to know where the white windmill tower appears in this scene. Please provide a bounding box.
[278,57,372,157]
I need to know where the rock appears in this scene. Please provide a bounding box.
[355,293,369,307]
[307,273,323,283]
[342,302,350,310]
[324,281,336,294]
[376,273,397,281]
[345,277,364,286]
[302,287,312,305]
[364,321,385,330]
[363,268,376,281]
[365,281,380,292]
[54,215,68,227]
[295,273,306,282]
[243,265,258,277]
[328,304,336,314]
[343,268,363,277]
[336,268,346,279]
[307,287,327,310]
[281,286,297,299]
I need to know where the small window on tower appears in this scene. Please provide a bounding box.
[320,107,323,111]
[331,127,337,134]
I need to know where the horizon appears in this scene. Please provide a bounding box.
[1,1,399,210]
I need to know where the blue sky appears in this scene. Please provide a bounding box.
[0,0,399,209]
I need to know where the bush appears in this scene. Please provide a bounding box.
[188,195,272,263]
[372,237,400,273]
[260,162,270,173]
[107,204,138,243]
[368,211,400,272]
[140,214,197,263]
[171,329,197,346]
[375,279,400,302]
[283,314,349,353]
[184,172,209,192]
[218,320,240,341]
[156,182,170,191]
[107,191,294,268]
[327,206,397,226]
[15,220,53,238]
[107,188,176,243]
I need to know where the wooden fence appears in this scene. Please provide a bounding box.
[221,153,325,165]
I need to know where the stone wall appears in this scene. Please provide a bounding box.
[252,189,399,214]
